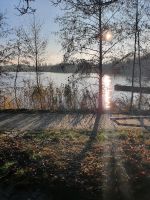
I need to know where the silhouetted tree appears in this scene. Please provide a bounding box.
[51,0,122,113]
[22,17,47,109]
[13,27,29,109]
[0,12,14,67]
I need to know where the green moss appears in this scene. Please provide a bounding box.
[24,129,89,142]
[117,131,128,140]
[0,161,16,174]
[15,168,26,176]
[97,132,107,142]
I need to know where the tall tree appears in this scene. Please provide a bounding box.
[0,12,14,67]
[23,17,47,109]
[13,27,29,109]
[52,0,122,113]
[126,0,150,111]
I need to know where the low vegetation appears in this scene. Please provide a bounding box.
[0,81,97,111]
[0,129,149,200]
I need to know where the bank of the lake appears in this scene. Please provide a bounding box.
[1,72,150,111]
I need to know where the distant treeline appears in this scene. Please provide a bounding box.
[0,63,129,74]
[1,54,150,75]
[0,63,118,74]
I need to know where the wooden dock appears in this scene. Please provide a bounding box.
[114,84,150,94]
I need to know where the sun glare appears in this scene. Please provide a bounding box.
[104,31,113,41]
[103,75,112,110]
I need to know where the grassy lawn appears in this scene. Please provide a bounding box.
[120,130,150,200]
[0,129,149,200]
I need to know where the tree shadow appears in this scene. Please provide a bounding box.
[0,147,56,200]
[0,111,97,131]
[138,117,150,131]
[65,113,101,178]
[0,115,102,200]
[90,113,101,138]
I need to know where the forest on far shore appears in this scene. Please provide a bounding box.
[1,53,150,76]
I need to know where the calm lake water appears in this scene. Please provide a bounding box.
[1,72,150,110]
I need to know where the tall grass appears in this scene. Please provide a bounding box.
[0,80,97,111]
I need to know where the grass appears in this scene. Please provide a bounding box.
[0,161,16,175]
[0,129,103,200]
[120,131,150,200]
[0,129,149,200]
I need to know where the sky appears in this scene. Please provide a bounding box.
[0,0,64,64]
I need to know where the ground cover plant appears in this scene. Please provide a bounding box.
[0,129,149,200]
[0,130,103,200]
[120,130,150,200]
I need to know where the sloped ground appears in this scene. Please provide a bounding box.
[0,112,96,131]
[0,129,149,200]
[0,111,150,131]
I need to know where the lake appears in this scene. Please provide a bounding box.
[1,72,150,110]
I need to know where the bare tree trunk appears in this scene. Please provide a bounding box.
[14,47,20,109]
[33,17,43,110]
[130,34,137,111]
[138,30,142,109]
[130,0,139,112]
[98,1,103,114]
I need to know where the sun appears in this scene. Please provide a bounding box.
[103,31,113,41]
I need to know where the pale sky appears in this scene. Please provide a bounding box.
[0,0,64,64]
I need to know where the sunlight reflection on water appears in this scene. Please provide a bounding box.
[103,75,112,110]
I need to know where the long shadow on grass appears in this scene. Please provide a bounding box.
[65,112,101,178]
[0,112,95,131]
[138,117,150,131]
[0,147,56,200]
[0,112,65,131]
[69,113,96,129]
[0,113,102,200]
